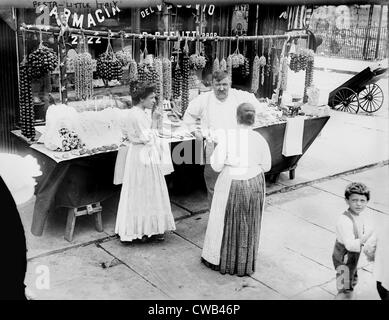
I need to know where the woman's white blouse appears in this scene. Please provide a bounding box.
[210,128,271,178]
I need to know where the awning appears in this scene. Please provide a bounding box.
[0,1,387,8]
[0,0,163,8]
[166,1,386,5]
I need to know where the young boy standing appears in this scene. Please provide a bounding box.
[332,182,373,299]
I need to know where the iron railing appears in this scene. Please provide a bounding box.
[311,26,388,61]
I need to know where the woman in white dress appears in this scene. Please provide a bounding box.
[201,103,271,276]
[115,83,176,242]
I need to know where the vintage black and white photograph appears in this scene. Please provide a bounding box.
[0,0,388,304]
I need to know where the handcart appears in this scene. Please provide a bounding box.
[328,60,387,113]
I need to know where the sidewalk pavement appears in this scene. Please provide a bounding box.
[17,58,388,300]
[22,163,388,300]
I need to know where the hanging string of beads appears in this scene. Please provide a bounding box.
[242,38,250,79]
[303,52,315,103]
[251,39,260,94]
[266,38,272,77]
[162,39,172,100]
[74,34,93,100]
[181,38,190,115]
[172,39,182,100]
[19,29,35,139]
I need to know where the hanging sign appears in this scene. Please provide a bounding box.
[140,3,215,19]
[35,1,121,28]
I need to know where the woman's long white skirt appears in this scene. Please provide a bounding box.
[115,143,176,241]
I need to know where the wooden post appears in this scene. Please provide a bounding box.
[132,8,141,62]
[375,5,384,60]
[362,4,374,60]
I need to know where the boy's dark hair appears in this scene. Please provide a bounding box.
[345,182,370,201]
[237,103,256,126]
[212,70,229,82]
[130,81,156,105]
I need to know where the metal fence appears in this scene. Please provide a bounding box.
[312,26,388,61]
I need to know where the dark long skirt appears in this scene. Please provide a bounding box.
[202,172,265,276]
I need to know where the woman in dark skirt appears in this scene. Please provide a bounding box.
[201,103,271,276]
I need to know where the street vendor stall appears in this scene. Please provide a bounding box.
[12,111,329,237]
[7,2,331,241]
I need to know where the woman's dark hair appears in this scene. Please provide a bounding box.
[345,182,370,201]
[130,81,156,105]
[237,103,256,126]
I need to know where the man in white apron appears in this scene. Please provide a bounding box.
[183,70,266,210]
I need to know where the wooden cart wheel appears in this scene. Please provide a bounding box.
[358,83,384,113]
[332,87,360,113]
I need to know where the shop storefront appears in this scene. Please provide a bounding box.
[1,1,337,239]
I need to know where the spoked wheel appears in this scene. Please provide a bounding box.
[332,87,360,113]
[358,83,384,113]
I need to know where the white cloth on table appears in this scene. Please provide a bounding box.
[282,116,305,157]
[201,128,271,265]
[114,107,175,241]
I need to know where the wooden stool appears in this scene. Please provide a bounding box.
[64,202,103,242]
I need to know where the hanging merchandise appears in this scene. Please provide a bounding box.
[181,38,190,115]
[289,47,314,73]
[128,36,138,84]
[74,35,93,100]
[266,38,272,77]
[172,63,182,100]
[115,33,132,67]
[189,39,206,70]
[259,39,267,86]
[27,30,58,80]
[303,54,315,103]
[280,57,289,91]
[96,35,123,84]
[172,39,182,100]
[213,40,220,74]
[162,57,172,100]
[153,40,163,103]
[19,30,35,139]
[226,40,233,81]
[219,40,227,72]
[230,38,245,69]
[251,54,260,94]
[272,53,280,87]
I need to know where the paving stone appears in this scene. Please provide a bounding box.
[252,245,335,298]
[260,205,335,269]
[170,189,208,214]
[100,235,283,300]
[291,286,335,300]
[24,244,168,300]
[320,268,381,300]
[174,212,209,248]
